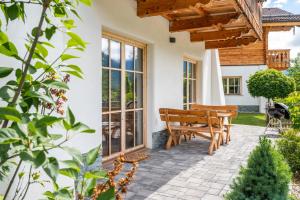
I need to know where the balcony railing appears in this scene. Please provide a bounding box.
[267,49,290,70]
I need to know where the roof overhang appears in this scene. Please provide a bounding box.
[137,0,263,49]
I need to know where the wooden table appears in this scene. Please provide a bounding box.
[217,112,235,145]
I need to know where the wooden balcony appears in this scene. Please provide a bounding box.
[137,0,263,49]
[267,49,290,70]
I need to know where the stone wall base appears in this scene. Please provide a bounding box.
[238,105,260,113]
[152,130,168,149]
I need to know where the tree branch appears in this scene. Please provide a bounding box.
[3,160,22,200]
[0,0,42,5]
[2,0,51,128]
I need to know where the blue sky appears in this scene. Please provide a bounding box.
[263,0,300,58]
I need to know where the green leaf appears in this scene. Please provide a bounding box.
[0,32,8,45]
[36,116,62,127]
[84,178,97,197]
[0,67,13,78]
[54,6,66,18]
[86,146,100,166]
[36,43,48,58]
[64,64,83,74]
[62,120,72,131]
[66,107,75,126]
[32,150,46,168]
[62,160,81,172]
[43,80,69,90]
[61,54,79,61]
[45,26,57,40]
[62,147,83,165]
[49,134,63,141]
[0,128,20,144]
[59,168,78,179]
[0,86,14,102]
[7,4,19,20]
[62,20,75,30]
[67,32,86,48]
[0,42,18,57]
[84,170,107,179]
[43,157,59,182]
[79,0,93,6]
[72,122,95,133]
[0,107,21,122]
[62,70,83,79]
[97,187,115,200]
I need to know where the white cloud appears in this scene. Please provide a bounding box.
[297,0,300,3]
[263,0,272,7]
[263,0,288,8]
[274,0,288,8]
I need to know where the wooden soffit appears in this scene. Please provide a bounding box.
[137,0,263,49]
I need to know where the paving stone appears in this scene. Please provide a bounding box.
[123,125,266,200]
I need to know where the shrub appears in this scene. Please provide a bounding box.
[225,137,292,200]
[247,69,296,101]
[277,130,300,175]
[277,92,300,130]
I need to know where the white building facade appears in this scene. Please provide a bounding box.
[0,0,226,198]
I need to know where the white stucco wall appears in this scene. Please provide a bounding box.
[200,50,225,105]
[0,0,225,198]
[221,65,267,113]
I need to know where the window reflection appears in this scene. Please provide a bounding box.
[135,110,143,146]
[111,113,121,154]
[126,72,134,109]
[110,40,121,68]
[102,69,109,112]
[135,73,143,108]
[102,38,109,67]
[126,111,134,149]
[126,45,134,70]
[102,114,109,156]
[111,70,121,111]
[135,47,143,72]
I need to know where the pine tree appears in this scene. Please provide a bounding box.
[225,137,292,200]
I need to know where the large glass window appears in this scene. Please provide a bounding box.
[101,34,146,158]
[183,60,197,110]
[223,77,241,95]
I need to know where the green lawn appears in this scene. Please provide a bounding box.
[232,113,266,127]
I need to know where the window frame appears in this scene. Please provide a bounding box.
[223,76,242,95]
[183,58,198,110]
[101,31,147,161]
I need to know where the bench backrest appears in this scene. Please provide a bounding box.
[191,104,238,118]
[159,108,209,124]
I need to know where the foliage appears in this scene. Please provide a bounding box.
[277,92,300,130]
[277,130,300,175]
[0,0,116,199]
[287,53,300,91]
[225,137,292,200]
[247,69,296,101]
[232,113,265,127]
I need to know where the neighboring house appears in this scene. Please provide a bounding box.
[220,8,300,113]
[1,0,264,198]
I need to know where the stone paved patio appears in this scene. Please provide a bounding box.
[124,125,266,200]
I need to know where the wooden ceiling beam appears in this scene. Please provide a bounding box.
[191,28,250,42]
[137,0,211,17]
[169,13,240,32]
[205,36,258,49]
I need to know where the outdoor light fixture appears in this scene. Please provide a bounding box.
[169,37,176,43]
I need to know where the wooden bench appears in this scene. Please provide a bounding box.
[159,108,223,155]
[191,105,238,145]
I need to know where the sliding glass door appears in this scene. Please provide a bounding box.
[101,32,146,159]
